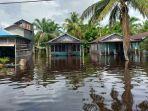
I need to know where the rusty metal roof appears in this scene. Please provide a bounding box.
[48,33,81,44]
[131,32,148,41]
[91,33,123,43]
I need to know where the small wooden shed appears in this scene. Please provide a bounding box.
[47,33,84,56]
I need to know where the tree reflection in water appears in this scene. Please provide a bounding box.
[0,53,147,111]
[138,101,148,111]
[122,61,133,111]
[83,56,148,111]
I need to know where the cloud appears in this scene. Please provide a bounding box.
[0,0,146,28]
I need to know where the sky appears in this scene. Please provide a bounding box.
[0,0,146,28]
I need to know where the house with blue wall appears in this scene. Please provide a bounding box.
[90,32,148,55]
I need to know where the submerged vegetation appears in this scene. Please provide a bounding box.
[140,37,148,50]
[0,57,10,64]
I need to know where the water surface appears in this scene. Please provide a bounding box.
[0,54,148,111]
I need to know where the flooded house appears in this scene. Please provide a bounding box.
[90,33,124,55]
[0,19,33,61]
[47,33,84,56]
[90,32,148,55]
[130,32,148,54]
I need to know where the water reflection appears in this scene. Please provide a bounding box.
[48,56,84,72]
[0,53,147,111]
[83,54,148,111]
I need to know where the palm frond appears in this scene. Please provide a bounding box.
[33,19,43,31]
[97,0,117,21]
[109,4,120,27]
[81,0,110,20]
[130,0,148,18]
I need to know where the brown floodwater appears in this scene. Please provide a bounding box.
[0,53,148,111]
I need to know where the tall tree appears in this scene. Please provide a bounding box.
[34,18,60,48]
[64,12,84,39]
[81,0,148,61]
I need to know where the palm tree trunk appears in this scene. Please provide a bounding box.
[121,1,130,61]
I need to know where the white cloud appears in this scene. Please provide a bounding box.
[0,0,146,28]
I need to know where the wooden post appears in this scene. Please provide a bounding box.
[82,44,84,58]
[80,44,81,57]
[134,43,137,55]
[105,44,107,55]
[46,44,49,57]
[100,44,102,55]
[80,44,84,66]
[49,45,51,68]
[54,45,55,52]
[49,45,51,57]
[108,43,110,55]
[15,39,17,66]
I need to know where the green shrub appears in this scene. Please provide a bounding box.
[0,57,10,64]
[140,38,148,50]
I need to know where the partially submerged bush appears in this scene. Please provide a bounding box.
[0,57,10,64]
[140,37,148,50]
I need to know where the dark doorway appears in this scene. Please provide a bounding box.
[0,46,15,58]
[115,43,124,55]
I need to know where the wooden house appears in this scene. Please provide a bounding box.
[130,32,148,53]
[5,19,34,41]
[0,20,34,58]
[90,33,124,55]
[90,32,148,55]
[47,33,84,56]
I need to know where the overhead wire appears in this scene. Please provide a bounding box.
[0,0,53,5]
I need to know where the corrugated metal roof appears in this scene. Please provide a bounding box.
[48,33,81,44]
[0,28,12,36]
[0,28,31,41]
[14,19,32,25]
[91,33,123,43]
[131,32,148,41]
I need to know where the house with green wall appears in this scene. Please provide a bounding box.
[47,33,84,56]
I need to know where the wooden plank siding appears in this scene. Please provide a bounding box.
[90,32,148,56]
[47,33,84,56]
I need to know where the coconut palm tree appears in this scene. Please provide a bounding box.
[81,0,148,61]
[64,12,84,39]
[129,17,142,35]
[34,18,60,48]
[141,20,148,32]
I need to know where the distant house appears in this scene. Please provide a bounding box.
[0,19,34,58]
[5,19,34,40]
[47,33,84,56]
[90,32,148,55]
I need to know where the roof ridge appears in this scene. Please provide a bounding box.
[48,33,80,43]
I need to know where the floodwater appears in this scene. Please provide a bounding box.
[0,53,148,111]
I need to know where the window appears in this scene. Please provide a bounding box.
[62,44,65,52]
[51,45,54,52]
[72,45,76,51]
[77,45,80,51]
